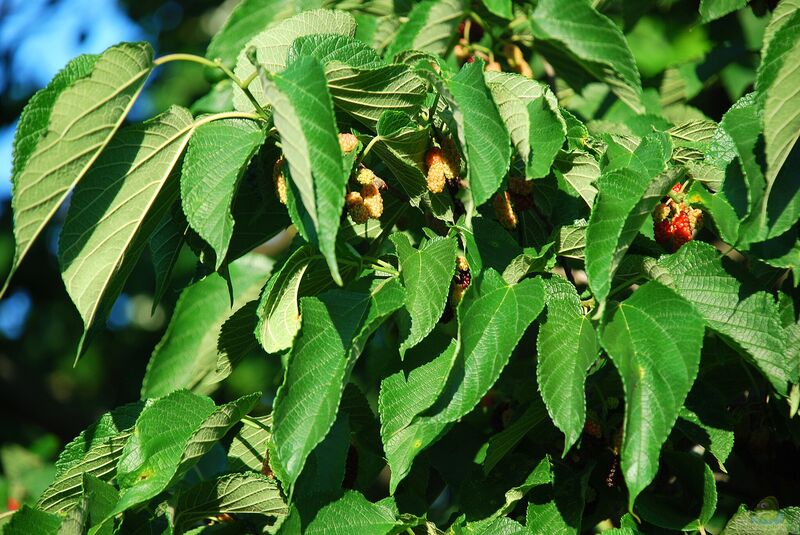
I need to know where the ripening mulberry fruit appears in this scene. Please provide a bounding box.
[653,219,673,246]
[493,191,518,230]
[454,43,471,63]
[584,419,602,439]
[485,61,502,72]
[450,284,468,306]
[356,167,377,186]
[273,157,287,205]
[653,198,702,251]
[456,255,469,273]
[425,147,458,194]
[361,183,383,219]
[508,177,533,196]
[672,211,693,247]
[458,19,484,42]
[346,191,369,224]
[652,202,670,222]
[687,206,703,230]
[338,133,359,153]
[507,178,533,211]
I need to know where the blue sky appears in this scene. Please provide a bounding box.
[0,0,149,199]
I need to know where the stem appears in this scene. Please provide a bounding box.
[340,257,399,276]
[469,10,487,30]
[154,53,270,119]
[241,415,264,429]
[358,135,382,164]
[607,275,644,299]
[193,111,264,129]
[154,53,217,68]
[213,58,269,118]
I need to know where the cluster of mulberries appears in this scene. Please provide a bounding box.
[273,157,287,205]
[425,146,460,194]
[492,178,533,230]
[652,183,703,251]
[347,167,385,224]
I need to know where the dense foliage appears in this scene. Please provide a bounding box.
[2,0,800,533]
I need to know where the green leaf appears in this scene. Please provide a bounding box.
[141,255,272,398]
[482,0,512,19]
[304,491,398,534]
[530,0,643,113]
[652,241,791,394]
[173,473,287,533]
[537,278,598,455]
[600,282,704,508]
[108,391,258,520]
[326,63,427,131]
[483,401,548,474]
[5,43,152,294]
[438,273,544,421]
[58,106,195,355]
[288,34,384,69]
[677,408,734,471]
[707,94,764,234]
[558,221,588,260]
[180,118,266,269]
[2,505,62,535]
[37,431,132,514]
[149,208,186,310]
[502,243,556,284]
[754,11,800,238]
[721,504,800,534]
[271,279,404,491]
[637,452,717,531]
[462,217,521,284]
[288,34,427,130]
[443,61,512,206]
[54,402,143,479]
[527,96,566,179]
[668,120,718,153]
[205,0,296,67]
[225,149,292,261]
[227,415,272,472]
[552,151,599,207]
[263,56,347,284]
[232,9,356,112]
[255,246,318,355]
[391,233,457,356]
[385,272,544,490]
[764,0,800,47]
[385,0,465,59]
[463,517,529,535]
[586,134,675,305]
[485,74,536,165]
[699,0,747,23]
[379,337,459,493]
[524,458,588,535]
[80,474,118,535]
[36,403,142,513]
